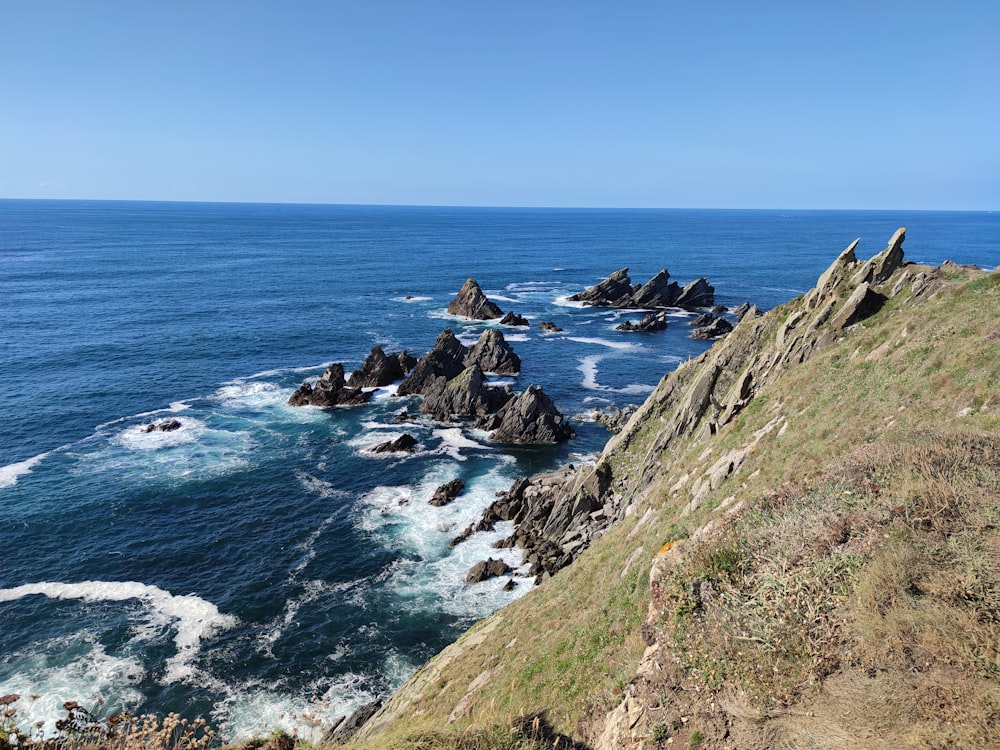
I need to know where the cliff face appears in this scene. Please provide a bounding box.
[341,231,1000,749]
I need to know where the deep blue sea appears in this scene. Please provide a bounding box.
[1,201,996,739]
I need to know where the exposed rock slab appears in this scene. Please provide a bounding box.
[569,268,715,310]
[499,311,530,327]
[397,329,469,396]
[616,310,667,332]
[419,364,513,421]
[464,557,512,584]
[347,345,416,388]
[371,433,418,453]
[429,478,465,507]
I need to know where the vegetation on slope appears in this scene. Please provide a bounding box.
[338,241,999,749]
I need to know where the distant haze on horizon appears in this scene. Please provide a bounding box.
[1,2,997,211]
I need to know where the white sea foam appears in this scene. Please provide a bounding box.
[0,635,145,738]
[0,452,50,489]
[113,417,204,450]
[484,293,518,304]
[0,581,238,684]
[502,333,530,342]
[566,336,643,351]
[391,295,432,303]
[433,427,489,461]
[553,295,588,308]
[578,355,656,395]
[214,380,288,409]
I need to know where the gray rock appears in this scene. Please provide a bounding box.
[499,311,530,327]
[616,310,668,332]
[397,329,469,396]
[419,364,514,421]
[447,278,503,320]
[539,321,564,332]
[568,268,634,307]
[429,478,465,507]
[325,699,383,744]
[673,277,715,308]
[288,363,372,407]
[631,269,681,308]
[481,385,575,444]
[465,557,512,583]
[690,315,734,340]
[346,345,414,388]
[142,419,182,433]
[464,328,521,374]
[371,433,418,453]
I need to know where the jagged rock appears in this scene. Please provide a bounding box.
[690,316,734,340]
[568,268,634,307]
[419,364,514,421]
[829,282,886,329]
[465,557,512,584]
[688,313,716,327]
[289,363,372,407]
[570,267,714,310]
[397,329,469,396]
[631,269,681,308]
[480,385,575,444]
[429,478,465,507]
[371,433,418,453]
[142,419,182,433]
[447,278,503,320]
[325,699,383,744]
[539,321,564,332]
[502,579,518,591]
[347,345,415,388]
[464,328,521,374]
[712,304,729,313]
[449,523,474,548]
[593,405,638,434]
[616,310,668,332]
[499,311,530,327]
[733,301,752,320]
[673,277,715,308]
[393,409,415,422]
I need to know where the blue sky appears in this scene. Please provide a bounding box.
[1,2,997,209]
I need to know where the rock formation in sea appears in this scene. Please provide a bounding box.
[418,364,514,421]
[538,321,563,332]
[689,314,734,339]
[288,363,372,407]
[615,310,668,332]
[142,419,182,433]
[447,278,504,320]
[463,328,521,374]
[347,345,417,388]
[478,385,575,444]
[499,311,530,327]
[464,557,512,584]
[569,267,715,310]
[396,328,469,396]
[371,433,418,453]
[429,478,465,507]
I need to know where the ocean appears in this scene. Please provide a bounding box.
[0,201,996,739]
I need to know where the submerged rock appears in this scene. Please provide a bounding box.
[447,278,503,320]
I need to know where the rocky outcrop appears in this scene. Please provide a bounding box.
[539,321,563,333]
[288,363,372,407]
[499,311,530,327]
[142,419,182,433]
[346,346,416,388]
[615,310,667,332]
[429,478,465,507]
[569,268,715,310]
[689,315,734,339]
[326,699,384,744]
[465,558,512,584]
[371,433,418,453]
[396,329,469,396]
[478,386,575,444]
[447,278,503,320]
[592,404,638,433]
[464,328,521,374]
[419,364,513,421]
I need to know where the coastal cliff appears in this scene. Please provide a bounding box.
[338,231,1000,749]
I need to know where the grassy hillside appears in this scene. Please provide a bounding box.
[337,237,1000,750]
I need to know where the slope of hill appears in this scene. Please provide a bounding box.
[337,230,1000,750]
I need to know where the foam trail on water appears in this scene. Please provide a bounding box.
[578,355,656,396]
[566,336,643,351]
[0,582,238,684]
[0,452,50,489]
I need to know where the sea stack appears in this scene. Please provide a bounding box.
[447,278,504,320]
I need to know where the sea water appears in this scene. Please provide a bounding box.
[0,201,996,739]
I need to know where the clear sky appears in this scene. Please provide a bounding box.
[1,1,997,209]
